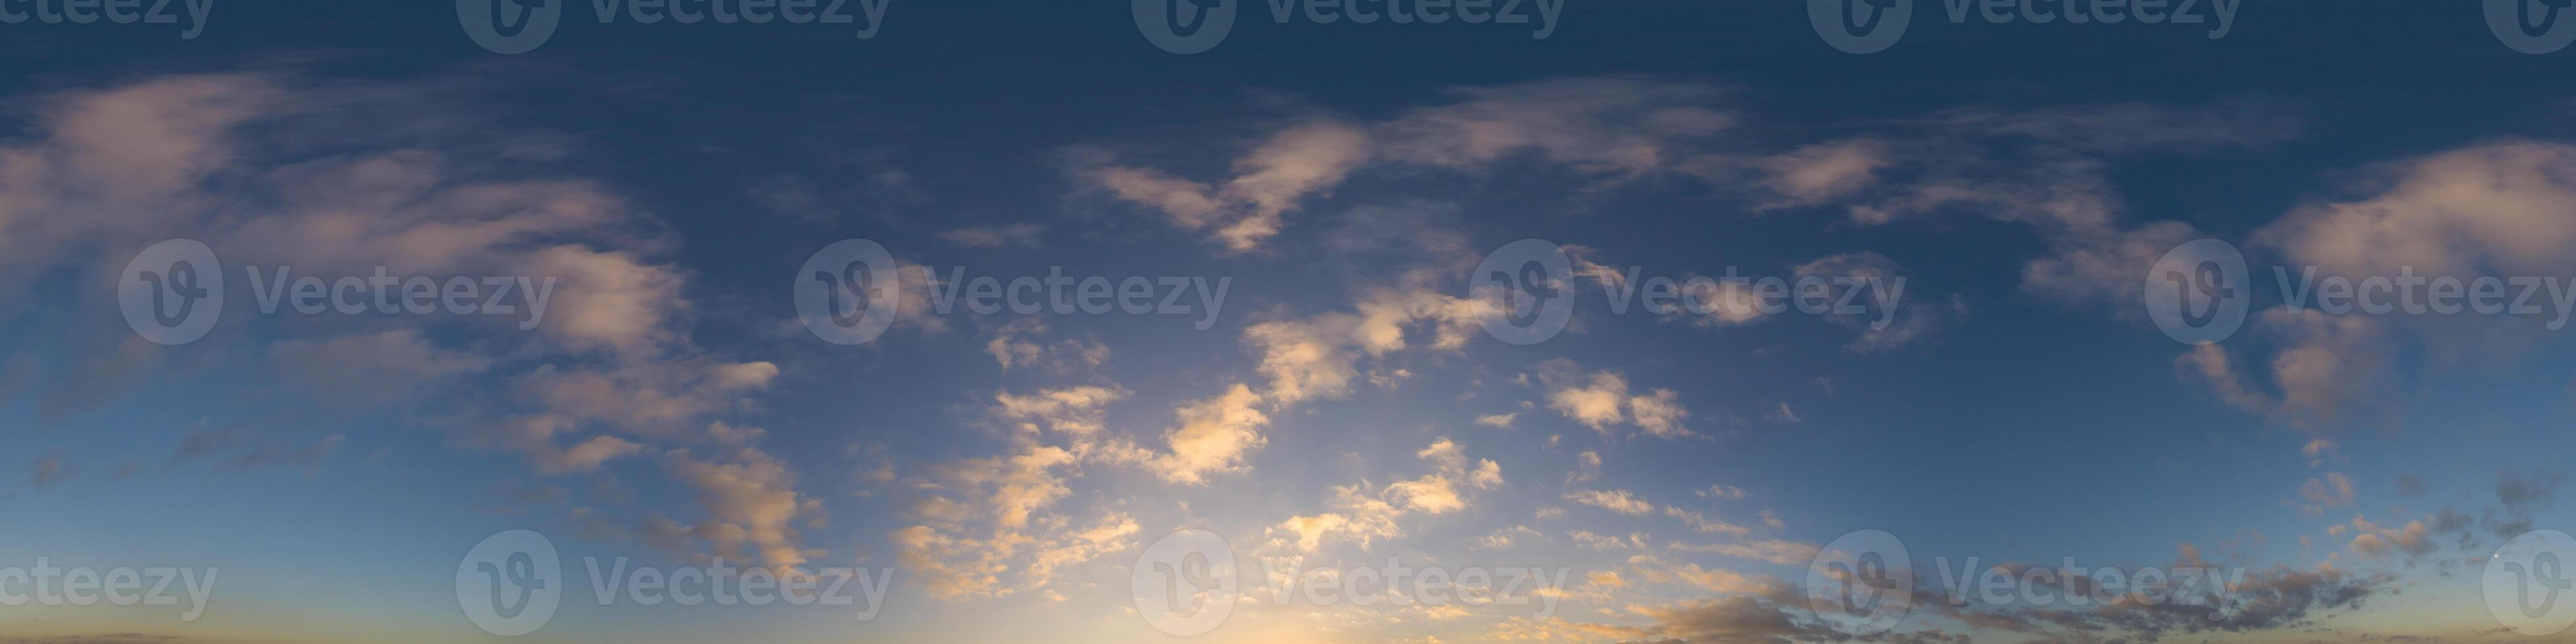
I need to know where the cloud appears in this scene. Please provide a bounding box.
[1539,361,1695,438]
[1080,120,1369,252]
[2297,472,2357,517]
[665,448,821,570]
[1796,252,1962,353]
[2178,308,2393,429]
[892,386,1153,602]
[2346,515,2435,559]
[1565,488,1655,515]
[2176,141,2576,430]
[1375,76,1734,177]
[1385,438,1504,513]
[268,329,493,403]
[1663,507,1751,536]
[2260,141,2576,285]
[1570,530,1649,551]
[1080,78,1739,251]
[1142,384,1270,485]
[1745,139,1891,208]
[1271,438,1502,552]
[161,422,344,476]
[1566,450,1601,484]
[984,319,1109,374]
[938,223,1044,248]
[2496,469,2566,515]
[1698,485,1749,500]
[26,450,72,490]
[0,72,818,566]
[1477,525,1541,550]
[1242,288,1494,406]
[1671,538,1822,565]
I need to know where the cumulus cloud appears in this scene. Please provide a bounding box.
[1539,361,1695,438]
[2178,308,2394,430]
[1143,384,1270,484]
[1271,438,1502,553]
[1241,288,1494,406]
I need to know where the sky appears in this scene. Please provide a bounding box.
[3,1,2576,643]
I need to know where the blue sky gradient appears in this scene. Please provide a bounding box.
[3,1,2574,643]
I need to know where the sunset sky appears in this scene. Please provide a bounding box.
[3,1,2575,643]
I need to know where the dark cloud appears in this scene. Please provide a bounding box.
[2495,469,2565,516]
